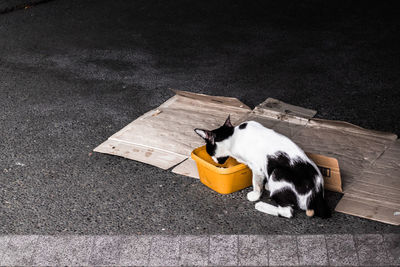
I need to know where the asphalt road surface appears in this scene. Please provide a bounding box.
[0,0,399,234]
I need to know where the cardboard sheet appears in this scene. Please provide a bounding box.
[336,140,400,225]
[95,90,400,225]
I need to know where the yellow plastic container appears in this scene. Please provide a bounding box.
[191,145,252,194]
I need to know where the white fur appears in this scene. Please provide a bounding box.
[247,191,262,202]
[195,129,208,139]
[212,121,324,216]
[255,202,293,218]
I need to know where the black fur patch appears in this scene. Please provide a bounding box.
[239,123,247,129]
[213,125,234,142]
[204,124,234,156]
[206,142,216,156]
[267,152,317,195]
[270,188,298,208]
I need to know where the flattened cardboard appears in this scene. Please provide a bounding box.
[95,90,400,225]
[94,90,251,170]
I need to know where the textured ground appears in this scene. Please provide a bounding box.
[1,234,399,266]
[0,0,399,235]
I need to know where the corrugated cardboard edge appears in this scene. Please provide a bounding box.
[307,118,398,141]
[94,139,187,170]
[172,89,252,111]
[172,157,199,178]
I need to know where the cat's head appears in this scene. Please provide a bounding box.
[194,115,234,164]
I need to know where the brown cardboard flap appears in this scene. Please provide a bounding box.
[306,153,342,193]
[257,98,317,118]
[335,194,400,226]
[94,139,187,170]
[244,98,317,138]
[252,98,317,125]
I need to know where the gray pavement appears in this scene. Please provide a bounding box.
[0,0,399,238]
[0,0,50,14]
[0,234,399,266]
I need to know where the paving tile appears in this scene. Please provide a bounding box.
[89,235,122,265]
[326,234,359,266]
[269,235,298,266]
[119,235,152,266]
[0,235,10,260]
[179,235,209,266]
[297,235,328,266]
[32,235,94,266]
[238,235,269,266]
[149,235,180,266]
[383,234,400,266]
[209,235,238,266]
[1,235,38,266]
[32,236,68,266]
[355,234,389,266]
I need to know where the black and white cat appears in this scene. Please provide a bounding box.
[195,116,330,218]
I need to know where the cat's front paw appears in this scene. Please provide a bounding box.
[247,191,261,202]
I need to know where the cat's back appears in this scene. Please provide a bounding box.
[236,120,278,137]
[235,120,305,156]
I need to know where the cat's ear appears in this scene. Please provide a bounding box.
[224,115,233,127]
[194,129,215,144]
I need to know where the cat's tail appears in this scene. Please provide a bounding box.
[255,202,293,218]
[308,189,331,219]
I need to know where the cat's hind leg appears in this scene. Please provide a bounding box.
[270,188,298,208]
[247,172,264,202]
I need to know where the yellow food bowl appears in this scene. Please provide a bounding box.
[191,146,252,194]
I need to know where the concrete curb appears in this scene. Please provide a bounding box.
[0,234,399,266]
